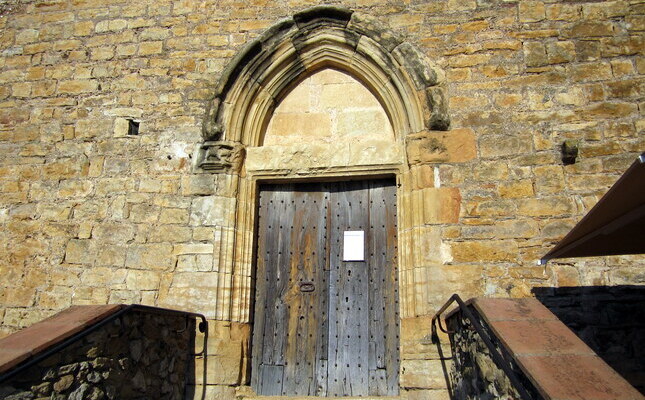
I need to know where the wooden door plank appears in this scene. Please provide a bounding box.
[259,364,284,396]
[367,180,400,395]
[383,183,400,395]
[314,185,331,397]
[269,187,293,367]
[369,182,387,370]
[251,188,270,391]
[282,185,328,396]
[369,368,388,395]
[327,181,370,396]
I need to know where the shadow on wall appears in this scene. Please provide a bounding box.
[532,285,645,395]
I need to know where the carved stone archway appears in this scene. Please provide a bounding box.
[194,6,450,322]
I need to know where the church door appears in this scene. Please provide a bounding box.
[251,179,399,396]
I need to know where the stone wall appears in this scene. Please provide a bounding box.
[0,0,643,398]
[446,309,540,400]
[0,311,194,400]
[265,68,393,144]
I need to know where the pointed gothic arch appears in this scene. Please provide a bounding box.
[198,6,448,161]
[193,6,450,322]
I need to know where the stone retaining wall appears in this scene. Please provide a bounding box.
[0,311,194,400]
[446,309,540,400]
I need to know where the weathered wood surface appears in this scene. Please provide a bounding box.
[252,180,399,396]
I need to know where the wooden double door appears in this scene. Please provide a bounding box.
[251,179,399,397]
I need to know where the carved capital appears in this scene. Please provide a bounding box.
[197,141,245,173]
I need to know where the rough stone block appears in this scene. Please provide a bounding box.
[400,359,448,389]
[517,197,575,217]
[190,196,235,227]
[534,165,565,194]
[336,110,392,137]
[65,239,96,264]
[546,41,575,64]
[138,41,163,55]
[568,21,614,37]
[413,187,461,224]
[406,129,476,164]
[479,134,531,158]
[148,225,192,243]
[113,117,129,137]
[181,175,216,196]
[266,113,331,139]
[125,244,174,270]
[173,243,214,255]
[570,62,612,82]
[451,240,518,263]
[461,220,539,240]
[38,286,73,309]
[0,287,36,307]
[129,203,160,223]
[92,223,136,244]
[519,1,546,22]
[95,245,127,266]
[81,267,127,286]
[159,208,190,224]
[125,270,161,290]
[523,42,547,67]
[498,181,534,199]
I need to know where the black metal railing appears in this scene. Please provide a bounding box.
[431,294,533,400]
[0,304,208,384]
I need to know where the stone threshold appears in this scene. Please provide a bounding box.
[238,397,401,400]
[235,386,402,400]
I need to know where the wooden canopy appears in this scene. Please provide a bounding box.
[540,153,645,264]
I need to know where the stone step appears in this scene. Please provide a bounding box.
[238,397,401,400]
[235,387,402,400]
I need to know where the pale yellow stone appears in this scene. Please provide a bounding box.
[125,270,161,290]
[125,244,174,270]
[148,225,192,243]
[498,180,534,198]
[517,196,575,217]
[265,68,393,146]
[407,129,477,164]
[173,243,213,255]
[451,240,518,263]
[336,110,391,137]
[400,359,447,389]
[65,239,95,264]
[114,117,129,137]
[38,286,73,309]
[0,287,36,307]
[91,46,114,61]
[57,79,99,94]
[138,41,163,55]
[265,113,331,141]
[82,265,125,284]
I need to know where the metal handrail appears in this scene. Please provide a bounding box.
[431,294,534,400]
[0,304,208,384]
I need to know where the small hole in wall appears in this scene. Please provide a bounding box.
[127,119,140,136]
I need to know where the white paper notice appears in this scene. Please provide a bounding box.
[343,230,365,261]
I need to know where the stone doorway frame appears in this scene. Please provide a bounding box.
[193,6,451,323]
